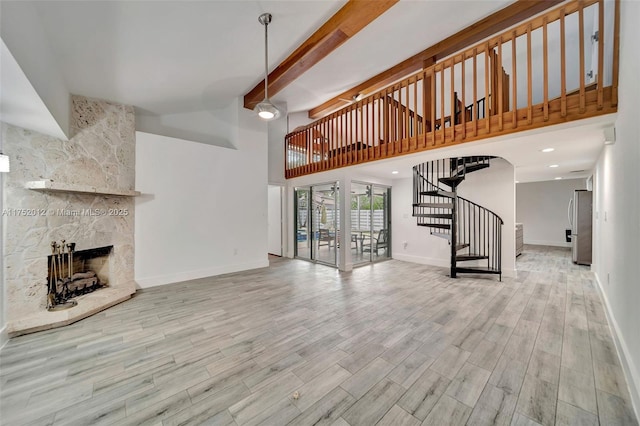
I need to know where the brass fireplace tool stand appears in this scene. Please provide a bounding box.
[47,240,78,311]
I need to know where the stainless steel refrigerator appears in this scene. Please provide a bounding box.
[568,190,593,265]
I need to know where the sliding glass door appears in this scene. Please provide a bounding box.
[294,182,339,266]
[350,182,391,265]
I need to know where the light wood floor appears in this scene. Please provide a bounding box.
[1,245,637,426]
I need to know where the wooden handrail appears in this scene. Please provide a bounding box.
[285,0,618,179]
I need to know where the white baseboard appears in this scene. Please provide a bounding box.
[525,240,571,248]
[135,259,269,289]
[594,273,640,421]
[393,253,450,269]
[392,253,516,278]
[0,325,8,352]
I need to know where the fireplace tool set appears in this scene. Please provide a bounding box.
[47,240,100,311]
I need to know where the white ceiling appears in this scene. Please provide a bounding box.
[18,0,513,117]
[26,0,346,115]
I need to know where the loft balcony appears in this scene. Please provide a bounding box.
[285,0,619,179]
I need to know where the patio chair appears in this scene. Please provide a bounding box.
[362,229,388,255]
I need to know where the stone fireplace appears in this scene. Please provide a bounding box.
[2,96,138,336]
[46,244,113,304]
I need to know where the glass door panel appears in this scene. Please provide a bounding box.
[371,185,391,261]
[311,183,338,266]
[351,183,372,265]
[294,188,311,260]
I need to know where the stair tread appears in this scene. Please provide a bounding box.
[456,254,490,261]
[420,190,455,198]
[451,163,490,176]
[414,213,452,219]
[455,266,501,274]
[438,176,465,187]
[417,223,451,230]
[413,203,454,208]
[431,232,451,240]
[455,244,470,251]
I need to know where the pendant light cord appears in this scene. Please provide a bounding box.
[263,19,269,100]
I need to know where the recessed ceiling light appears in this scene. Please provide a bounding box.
[549,164,559,168]
[541,148,555,153]
[392,171,399,174]
[555,177,563,180]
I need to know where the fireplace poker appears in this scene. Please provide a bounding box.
[67,243,74,279]
[48,241,57,309]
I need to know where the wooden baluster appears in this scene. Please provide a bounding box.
[461,53,466,140]
[355,105,359,163]
[332,113,337,169]
[497,38,503,131]
[597,0,604,109]
[411,76,424,151]
[405,79,410,151]
[440,65,445,143]
[359,100,363,162]
[393,87,398,154]
[383,91,389,157]
[484,43,490,132]
[450,59,456,142]
[338,110,343,167]
[304,127,313,173]
[349,106,353,163]
[473,48,478,137]
[612,0,620,106]
[363,99,368,161]
[372,96,376,159]
[422,72,428,147]
[540,18,548,122]
[431,68,436,145]
[527,24,533,124]
[579,1,586,113]
[323,119,327,171]
[512,30,518,128]
[560,8,567,117]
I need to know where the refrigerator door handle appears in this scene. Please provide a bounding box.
[568,198,574,228]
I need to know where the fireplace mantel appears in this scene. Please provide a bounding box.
[26,180,141,197]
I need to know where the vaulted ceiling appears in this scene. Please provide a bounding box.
[2,0,513,117]
[0,0,614,182]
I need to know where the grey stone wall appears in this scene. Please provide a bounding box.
[2,95,136,325]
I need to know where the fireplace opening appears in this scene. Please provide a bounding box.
[46,243,113,310]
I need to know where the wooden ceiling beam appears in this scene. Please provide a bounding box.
[243,0,399,110]
[308,0,564,119]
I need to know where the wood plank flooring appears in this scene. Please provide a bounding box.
[1,245,637,425]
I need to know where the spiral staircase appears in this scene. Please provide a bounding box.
[413,156,504,280]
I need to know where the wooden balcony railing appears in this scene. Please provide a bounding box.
[285,0,619,179]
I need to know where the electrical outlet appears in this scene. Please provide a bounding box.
[605,211,608,222]
[233,248,238,256]
[607,272,610,285]
[403,241,408,249]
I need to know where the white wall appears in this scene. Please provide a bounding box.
[393,157,516,277]
[516,178,586,247]
[135,100,269,288]
[267,185,282,256]
[0,134,6,350]
[591,0,640,415]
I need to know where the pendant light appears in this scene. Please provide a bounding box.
[254,13,280,121]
